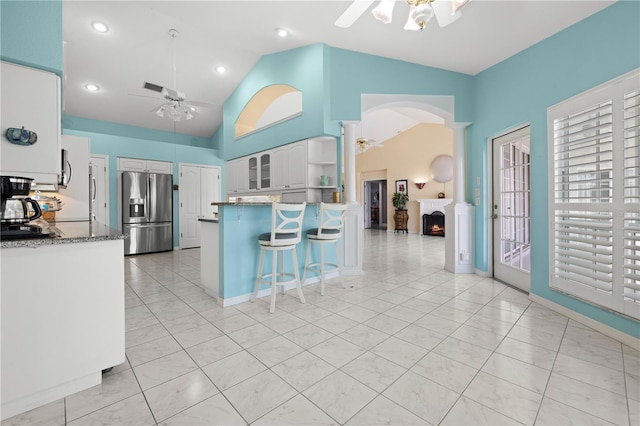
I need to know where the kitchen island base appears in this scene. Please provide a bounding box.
[1,237,125,420]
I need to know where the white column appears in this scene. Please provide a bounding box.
[453,122,470,204]
[340,121,363,276]
[445,122,475,274]
[342,121,358,205]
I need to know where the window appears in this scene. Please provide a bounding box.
[548,68,639,320]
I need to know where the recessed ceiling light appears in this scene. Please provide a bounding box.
[276,28,288,38]
[91,21,109,33]
[85,83,100,92]
[216,66,227,74]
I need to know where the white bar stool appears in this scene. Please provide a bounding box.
[251,202,307,313]
[302,202,348,296]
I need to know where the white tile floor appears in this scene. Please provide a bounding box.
[4,230,639,425]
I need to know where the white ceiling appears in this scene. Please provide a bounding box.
[62,0,615,140]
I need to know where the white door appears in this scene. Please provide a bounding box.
[179,164,221,249]
[180,165,201,249]
[200,167,221,218]
[363,181,371,228]
[492,126,531,292]
[89,155,109,225]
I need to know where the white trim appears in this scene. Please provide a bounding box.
[486,123,531,280]
[216,274,336,307]
[474,268,492,278]
[529,294,640,348]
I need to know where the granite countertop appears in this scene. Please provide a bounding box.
[1,220,125,249]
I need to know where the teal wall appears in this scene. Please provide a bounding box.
[469,0,640,338]
[222,44,330,160]
[0,0,63,75]
[64,118,225,243]
[327,47,475,123]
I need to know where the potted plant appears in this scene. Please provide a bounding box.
[392,192,409,233]
[392,192,409,210]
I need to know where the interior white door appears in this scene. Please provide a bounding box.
[179,165,201,249]
[179,164,222,249]
[200,167,221,218]
[492,126,531,292]
[89,155,109,225]
[363,181,371,228]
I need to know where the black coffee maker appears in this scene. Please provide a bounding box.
[1,176,50,240]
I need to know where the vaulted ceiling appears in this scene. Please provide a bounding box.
[63,1,615,142]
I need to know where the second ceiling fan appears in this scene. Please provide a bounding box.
[136,29,214,122]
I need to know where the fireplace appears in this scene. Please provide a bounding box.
[423,211,445,237]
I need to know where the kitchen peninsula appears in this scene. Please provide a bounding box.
[0,221,126,420]
[200,202,341,306]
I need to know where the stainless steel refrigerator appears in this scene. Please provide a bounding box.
[122,171,173,255]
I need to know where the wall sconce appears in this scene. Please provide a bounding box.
[416,182,426,190]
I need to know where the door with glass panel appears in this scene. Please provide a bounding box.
[492,126,531,292]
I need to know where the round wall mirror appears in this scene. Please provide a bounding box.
[430,155,454,183]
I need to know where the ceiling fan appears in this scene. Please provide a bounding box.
[336,0,471,31]
[133,29,214,122]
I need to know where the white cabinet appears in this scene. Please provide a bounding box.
[248,153,271,191]
[225,137,337,202]
[1,61,61,185]
[117,157,172,174]
[147,160,173,174]
[226,157,250,194]
[272,141,307,190]
[1,239,124,420]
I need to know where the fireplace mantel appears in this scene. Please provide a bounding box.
[418,198,453,218]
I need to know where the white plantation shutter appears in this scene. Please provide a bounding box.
[623,89,640,317]
[548,69,640,320]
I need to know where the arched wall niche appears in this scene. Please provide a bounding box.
[234,84,303,139]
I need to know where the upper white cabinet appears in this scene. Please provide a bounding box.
[118,157,172,174]
[226,157,249,194]
[272,141,307,190]
[0,61,61,185]
[248,153,271,191]
[225,137,337,201]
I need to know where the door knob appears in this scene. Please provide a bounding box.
[491,213,498,219]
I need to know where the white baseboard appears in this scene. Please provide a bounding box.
[474,268,492,278]
[218,273,337,307]
[529,294,640,348]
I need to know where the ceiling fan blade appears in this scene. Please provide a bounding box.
[432,0,463,27]
[335,0,375,28]
[129,92,163,100]
[187,100,215,108]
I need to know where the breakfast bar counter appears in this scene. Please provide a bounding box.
[200,202,337,306]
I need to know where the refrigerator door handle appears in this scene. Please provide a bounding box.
[91,175,97,203]
[127,222,171,228]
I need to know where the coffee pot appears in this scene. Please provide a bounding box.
[1,176,42,224]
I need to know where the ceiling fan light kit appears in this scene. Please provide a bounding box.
[372,0,396,24]
[340,0,470,31]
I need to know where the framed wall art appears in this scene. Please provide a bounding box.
[395,179,408,195]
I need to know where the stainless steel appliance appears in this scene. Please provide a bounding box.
[121,171,173,255]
